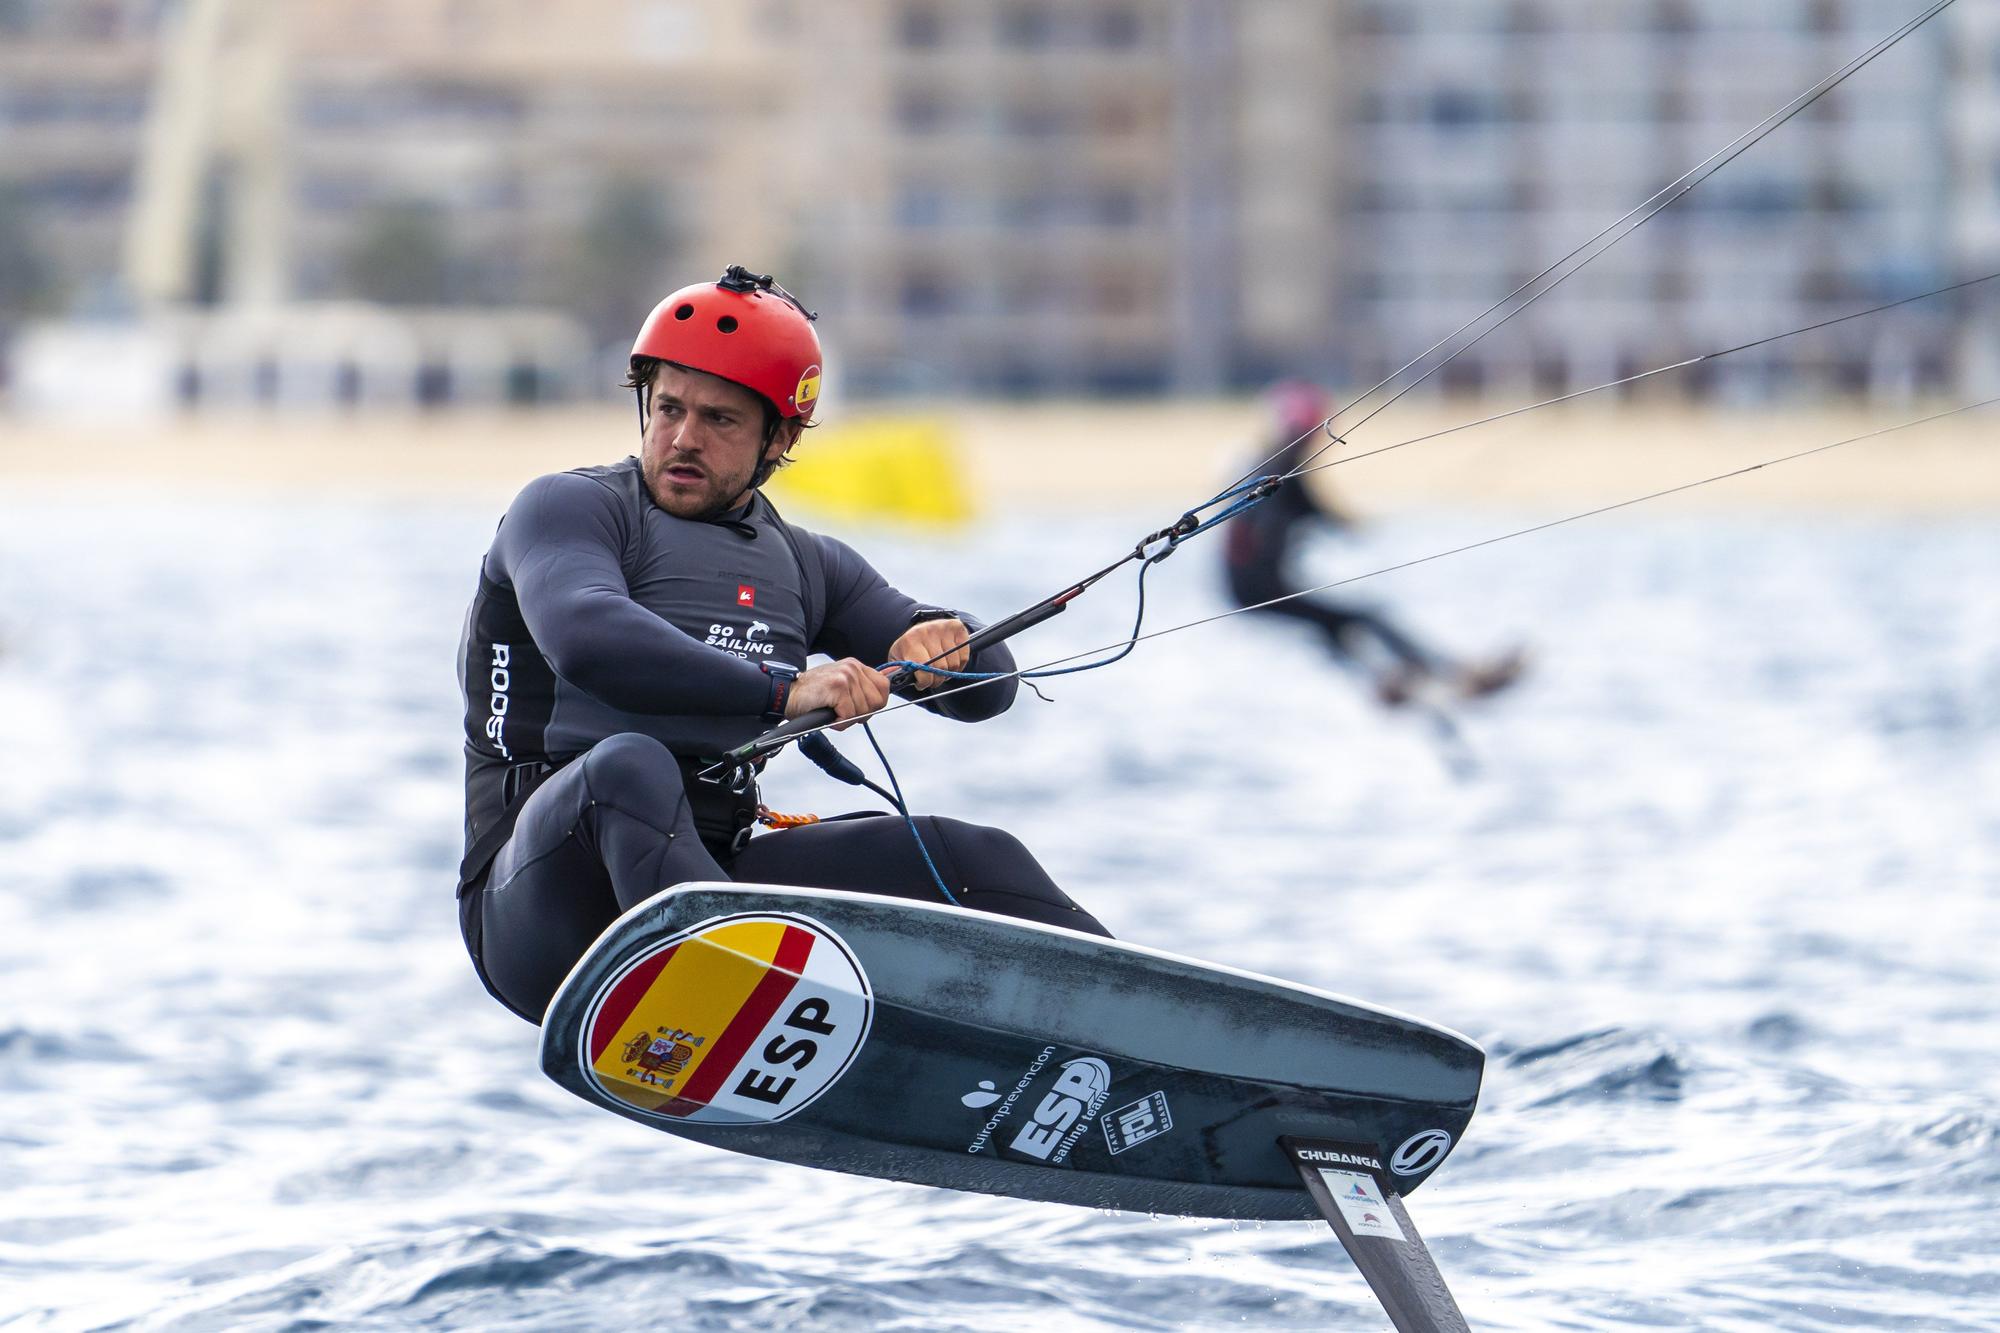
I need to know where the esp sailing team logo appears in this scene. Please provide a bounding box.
[580,914,872,1125]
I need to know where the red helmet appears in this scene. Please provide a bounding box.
[630,266,823,420]
[1267,379,1335,439]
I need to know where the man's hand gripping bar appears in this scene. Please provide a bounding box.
[695,588,1083,787]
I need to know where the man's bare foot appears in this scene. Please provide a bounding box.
[1457,647,1527,700]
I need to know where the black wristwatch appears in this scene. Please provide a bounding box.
[760,661,798,720]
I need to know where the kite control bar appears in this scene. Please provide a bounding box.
[695,480,1279,788]
[695,584,1086,786]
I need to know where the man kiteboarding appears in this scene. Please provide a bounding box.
[1223,381,1525,708]
[455,266,1109,1024]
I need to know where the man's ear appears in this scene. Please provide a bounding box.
[765,418,804,464]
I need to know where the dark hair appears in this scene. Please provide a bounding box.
[625,357,815,480]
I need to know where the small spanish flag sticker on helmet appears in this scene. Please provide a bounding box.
[794,365,822,411]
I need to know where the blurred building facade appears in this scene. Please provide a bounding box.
[1,0,801,410]
[0,1,154,325]
[1,0,1995,408]
[1945,0,2000,393]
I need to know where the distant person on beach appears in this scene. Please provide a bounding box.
[1222,381,1524,708]
[453,266,1108,1024]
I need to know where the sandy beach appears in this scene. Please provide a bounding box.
[3,397,1995,514]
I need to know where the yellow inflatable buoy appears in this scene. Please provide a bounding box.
[768,415,974,528]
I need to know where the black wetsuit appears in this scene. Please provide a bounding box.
[456,457,1107,1024]
[1223,441,1436,672]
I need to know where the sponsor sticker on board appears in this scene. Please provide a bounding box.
[1319,1169,1407,1243]
[965,1046,1055,1155]
[1008,1056,1112,1163]
[579,913,871,1125]
[1101,1092,1172,1155]
[964,1049,1112,1164]
[1390,1128,1452,1177]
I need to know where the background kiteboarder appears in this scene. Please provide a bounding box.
[455,266,1109,1024]
[1222,381,1526,708]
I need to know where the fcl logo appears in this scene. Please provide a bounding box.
[737,585,756,607]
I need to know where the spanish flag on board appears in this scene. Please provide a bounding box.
[582,914,872,1125]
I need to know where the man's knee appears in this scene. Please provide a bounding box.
[579,732,684,804]
[920,816,1034,880]
[920,817,1111,938]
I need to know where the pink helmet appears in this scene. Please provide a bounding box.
[1266,380,1335,439]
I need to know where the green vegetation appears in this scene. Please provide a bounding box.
[561,179,678,343]
[0,185,58,322]
[342,200,456,305]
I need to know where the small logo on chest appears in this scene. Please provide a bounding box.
[737,584,756,607]
[707,621,778,657]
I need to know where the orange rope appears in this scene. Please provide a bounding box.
[756,805,820,830]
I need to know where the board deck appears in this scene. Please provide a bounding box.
[540,884,1483,1221]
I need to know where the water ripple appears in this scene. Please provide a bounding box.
[3,502,1997,1331]
[1499,1027,1693,1107]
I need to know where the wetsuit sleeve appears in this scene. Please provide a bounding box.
[490,472,770,715]
[808,533,1019,721]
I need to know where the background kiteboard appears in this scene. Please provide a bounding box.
[539,884,1482,1222]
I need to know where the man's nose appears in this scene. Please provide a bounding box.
[665,416,703,450]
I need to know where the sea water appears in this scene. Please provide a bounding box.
[1,492,1995,1331]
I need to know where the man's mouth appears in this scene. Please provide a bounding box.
[664,461,707,484]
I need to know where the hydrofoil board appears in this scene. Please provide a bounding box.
[540,884,1482,1224]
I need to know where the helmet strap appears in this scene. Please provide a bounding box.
[749,434,789,490]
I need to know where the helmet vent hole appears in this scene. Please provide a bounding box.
[716,315,739,334]
[673,303,695,320]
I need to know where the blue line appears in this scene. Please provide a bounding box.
[861,721,960,907]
